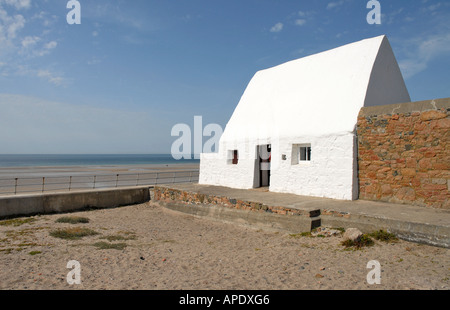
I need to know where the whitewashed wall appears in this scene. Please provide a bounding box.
[199,132,358,200]
[199,138,260,189]
[270,133,358,200]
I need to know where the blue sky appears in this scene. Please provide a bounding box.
[0,0,449,154]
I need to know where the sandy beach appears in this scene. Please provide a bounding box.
[0,163,200,178]
[0,200,448,290]
[0,164,199,195]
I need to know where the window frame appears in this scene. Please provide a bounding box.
[291,144,311,165]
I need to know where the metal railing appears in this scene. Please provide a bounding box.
[0,169,199,196]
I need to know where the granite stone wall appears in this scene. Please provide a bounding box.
[153,186,313,216]
[357,98,449,209]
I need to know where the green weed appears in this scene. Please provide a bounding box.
[341,234,374,249]
[0,218,36,227]
[91,241,127,250]
[368,230,398,242]
[55,216,90,224]
[49,227,99,240]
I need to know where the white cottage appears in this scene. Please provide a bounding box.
[199,35,410,200]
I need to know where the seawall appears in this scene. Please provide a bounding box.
[0,186,151,218]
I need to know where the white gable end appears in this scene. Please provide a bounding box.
[221,35,410,143]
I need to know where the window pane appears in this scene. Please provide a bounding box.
[300,147,307,161]
[292,144,311,164]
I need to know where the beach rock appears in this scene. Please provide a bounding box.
[343,228,363,242]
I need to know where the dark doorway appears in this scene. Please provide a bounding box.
[258,144,271,187]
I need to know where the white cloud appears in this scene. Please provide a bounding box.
[292,10,315,26]
[382,7,405,25]
[270,22,283,33]
[21,35,39,47]
[399,60,427,80]
[87,56,101,65]
[0,0,31,10]
[398,32,450,79]
[0,2,63,86]
[12,65,66,85]
[22,40,58,57]
[326,1,344,10]
[32,11,58,27]
[44,41,57,50]
[291,48,305,57]
[427,3,441,11]
[295,19,306,26]
[0,5,27,54]
[335,31,348,39]
[0,9,26,40]
[36,69,64,85]
[85,2,147,32]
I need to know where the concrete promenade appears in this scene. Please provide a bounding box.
[153,183,450,248]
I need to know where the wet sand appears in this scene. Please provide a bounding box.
[0,201,448,290]
[0,164,199,195]
[0,163,200,178]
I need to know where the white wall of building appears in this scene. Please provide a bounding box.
[270,133,358,200]
[200,132,358,200]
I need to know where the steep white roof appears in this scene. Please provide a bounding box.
[221,35,410,143]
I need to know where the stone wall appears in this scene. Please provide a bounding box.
[357,98,449,209]
[153,186,314,217]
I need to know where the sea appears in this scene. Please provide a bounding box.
[0,154,199,168]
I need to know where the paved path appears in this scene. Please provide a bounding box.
[154,183,450,248]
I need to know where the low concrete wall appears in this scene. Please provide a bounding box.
[161,201,319,233]
[321,212,450,248]
[0,186,151,218]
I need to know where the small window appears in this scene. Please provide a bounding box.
[232,150,238,165]
[291,144,311,165]
[299,146,311,161]
[227,150,238,165]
